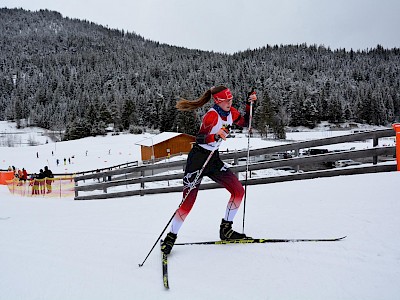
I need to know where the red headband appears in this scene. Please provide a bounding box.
[212,88,233,104]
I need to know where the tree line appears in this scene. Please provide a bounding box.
[1,8,399,140]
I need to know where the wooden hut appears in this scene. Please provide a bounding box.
[137,132,195,161]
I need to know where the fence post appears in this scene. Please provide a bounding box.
[103,175,107,193]
[74,178,78,198]
[233,150,239,177]
[393,124,400,171]
[295,148,300,171]
[373,136,378,165]
[140,170,145,189]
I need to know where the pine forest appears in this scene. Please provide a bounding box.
[1,8,399,140]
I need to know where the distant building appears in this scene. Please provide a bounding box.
[136,132,195,161]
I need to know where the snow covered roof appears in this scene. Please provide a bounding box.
[136,132,186,147]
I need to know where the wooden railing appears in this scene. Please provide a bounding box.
[74,128,396,200]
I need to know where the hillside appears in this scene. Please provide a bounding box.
[1,8,399,139]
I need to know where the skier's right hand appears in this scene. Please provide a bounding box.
[248,92,257,102]
[215,127,229,141]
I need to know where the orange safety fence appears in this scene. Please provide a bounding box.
[0,171,15,185]
[393,123,400,171]
[6,176,75,198]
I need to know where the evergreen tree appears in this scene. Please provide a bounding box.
[303,97,319,127]
[13,95,23,128]
[254,92,274,137]
[85,102,99,125]
[64,118,91,140]
[160,102,177,132]
[176,111,199,136]
[121,98,136,129]
[254,91,286,139]
[99,102,112,124]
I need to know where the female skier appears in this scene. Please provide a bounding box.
[161,85,257,255]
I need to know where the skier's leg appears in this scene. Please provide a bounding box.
[209,168,247,240]
[209,168,245,222]
[162,145,212,254]
[162,175,203,255]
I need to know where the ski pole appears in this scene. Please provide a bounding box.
[139,140,222,267]
[242,88,256,233]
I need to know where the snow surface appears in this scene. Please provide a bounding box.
[0,122,399,299]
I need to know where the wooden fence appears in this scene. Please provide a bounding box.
[74,128,396,200]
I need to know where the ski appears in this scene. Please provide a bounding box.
[160,240,169,289]
[175,236,346,246]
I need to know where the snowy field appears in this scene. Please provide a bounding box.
[0,121,395,175]
[0,121,399,299]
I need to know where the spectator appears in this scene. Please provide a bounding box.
[38,169,45,194]
[16,169,23,186]
[43,166,54,194]
[31,174,39,195]
[21,168,28,182]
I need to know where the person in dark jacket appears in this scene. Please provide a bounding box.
[43,166,54,193]
[38,169,45,194]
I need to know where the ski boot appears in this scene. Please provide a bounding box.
[220,219,248,240]
[161,232,177,255]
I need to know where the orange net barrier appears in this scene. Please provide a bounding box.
[6,176,75,198]
[0,171,15,185]
[393,124,400,171]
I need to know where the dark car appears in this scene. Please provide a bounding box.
[309,149,329,155]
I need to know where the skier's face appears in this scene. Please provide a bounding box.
[218,98,232,112]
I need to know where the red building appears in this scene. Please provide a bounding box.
[137,132,195,161]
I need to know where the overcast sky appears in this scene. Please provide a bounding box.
[2,0,400,54]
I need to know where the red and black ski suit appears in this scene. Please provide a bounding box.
[170,103,251,234]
